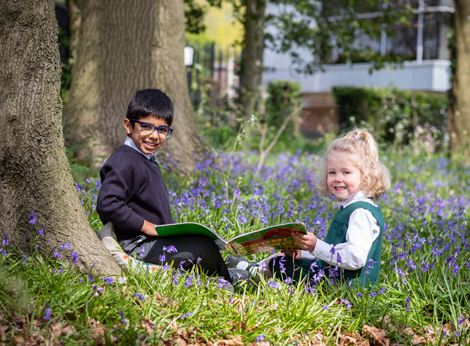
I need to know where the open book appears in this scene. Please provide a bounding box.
[154,222,307,255]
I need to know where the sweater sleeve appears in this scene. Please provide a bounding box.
[97,162,145,232]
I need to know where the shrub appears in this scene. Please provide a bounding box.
[332,86,448,149]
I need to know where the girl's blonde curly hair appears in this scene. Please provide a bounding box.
[317,129,391,200]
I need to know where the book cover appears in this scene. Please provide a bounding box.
[154,222,307,255]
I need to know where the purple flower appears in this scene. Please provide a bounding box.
[43,302,51,320]
[367,259,377,269]
[284,277,292,285]
[323,305,329,310]
[88,274,94,283]
[39,227,44,236]
[134,293,145,301]
[102,277,113,285]
[255,333,265,342]
[163,245,177,253]
[140,245,145,257]
[458,316,464,325]
[340,299,352,308]
[52,248,61,259]
[184,276,193,287]
[29,211,37,225]
[119,310,128,325]
[369,291,377,298]
[267,279,279,289]
[71,251,80,263]
[159,253,166,262]
[336,253,342,264]
[329,245,336,255]
[356,292,363,298]
[180,312,192,320]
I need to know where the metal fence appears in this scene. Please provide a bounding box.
[185,42,241,124]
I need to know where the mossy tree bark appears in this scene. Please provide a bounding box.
[64,0,208,174]
[240,0,266,123]
[450,0,470,163]
[0,0,120,275]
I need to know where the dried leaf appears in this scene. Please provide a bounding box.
[0,324,8,341]
[174,337,187,346]
[14,334,24,344]
[363,325,387,346]
[411,334,426,345]
[142,319,155,334]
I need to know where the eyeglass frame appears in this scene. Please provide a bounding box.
[128,119,174,138]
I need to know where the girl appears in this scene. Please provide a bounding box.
[227,129,391,287]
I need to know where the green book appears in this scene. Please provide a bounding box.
[154,222,307,255]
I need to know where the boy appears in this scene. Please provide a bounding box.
[97,89,232,282]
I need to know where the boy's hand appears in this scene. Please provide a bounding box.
[281,249,301,259]
[141,220,159,236]
[292,232,317,252]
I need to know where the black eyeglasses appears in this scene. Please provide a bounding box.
[129,119,173,138]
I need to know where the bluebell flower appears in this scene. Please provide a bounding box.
[119,310,128,325]
[134,293,145,301]
[255,333,265,342]
[180,312,192,320]
[29,211,37,225]
[71,251,80,263]
[43,302,51,320]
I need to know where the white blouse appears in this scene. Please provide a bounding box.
[306,191,381,270]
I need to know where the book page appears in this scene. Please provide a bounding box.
[229,222,307,256]
[154,223,228,250]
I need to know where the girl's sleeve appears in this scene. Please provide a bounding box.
[309,209,380,270]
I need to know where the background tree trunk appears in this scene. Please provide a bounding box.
[449,0,470,163]
[0,0,120,275]
[240,0,266,122]
[64,0,208,174]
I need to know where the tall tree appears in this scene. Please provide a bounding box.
[449,0,470,162]
[239,0,267,122]
[64,0,208,174]
[0,0,120,275]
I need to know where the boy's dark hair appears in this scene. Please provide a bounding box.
[126,89,174,126]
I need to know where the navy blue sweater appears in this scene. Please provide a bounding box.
[97,145,175,245]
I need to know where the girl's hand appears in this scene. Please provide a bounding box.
[281,249,301,259]
[292,232,317,252]
[141,220,159,236]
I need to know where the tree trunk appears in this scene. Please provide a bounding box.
[64,0,208,174]
[240,0,266,122]
[0,0,120,276]
[449,0,470,163]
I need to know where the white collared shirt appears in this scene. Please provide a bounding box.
[124,137,155,160]
[308,191,380,270]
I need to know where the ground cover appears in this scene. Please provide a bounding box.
[1,148,469,345]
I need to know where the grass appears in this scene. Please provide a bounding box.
[1,145,470,345]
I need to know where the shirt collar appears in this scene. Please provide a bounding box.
[124,137,155,160]
[339,191,371,209]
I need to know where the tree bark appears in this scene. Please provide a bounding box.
[0,0,120,275]
[449,0,470,163]
[64,0,208,174]
[240,0,266,122]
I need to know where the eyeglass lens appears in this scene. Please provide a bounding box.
[140,123,170,137]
